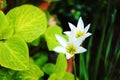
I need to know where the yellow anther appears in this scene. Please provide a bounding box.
[75,30,84,38]
[66,44,76,55]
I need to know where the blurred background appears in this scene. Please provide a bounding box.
[0,0,120,80]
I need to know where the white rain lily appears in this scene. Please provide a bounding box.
[64,17,92,41]
[53,34,87,59]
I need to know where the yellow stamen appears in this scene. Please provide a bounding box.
[75,30,84,38]
[66,44,76,55]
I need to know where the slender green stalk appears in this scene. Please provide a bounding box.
[104,38,120,79]
[104,27,113,80]
[104,9,117,80]
[105,9,117,64]
[104,23,114,64]
[115,36,120,60]
[107,38,120,78]
[79,54,83,79]
[104,10,116,79]
[86,14,98,71]
[80,54,88,80]
[86,37,92,70]
[84,13,99,80]
[94,0,110,79]
[106,50,120,79]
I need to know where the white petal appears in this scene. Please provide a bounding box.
[75,37,84,45]
[84,33,92,38]
[76,47,87,53]
[68,22,76,30]
[53,46,66,53]
[84,24,90,33]
[63,31,70,36]
[66,53,73,59]
[77,17,84,30]
[55,34,67,47]
[68,30,76,41]
[64,30,76,42]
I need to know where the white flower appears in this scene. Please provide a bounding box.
[64,17,92,41]
[53,34,87,59]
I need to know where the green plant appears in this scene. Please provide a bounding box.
[0,0,120,79]
[0,4,47,79]
[0,4,76,80]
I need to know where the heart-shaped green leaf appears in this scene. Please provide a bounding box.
[43,63,55,75]
[63,72,75,80]
[34,52,48,67]
[48,73,57,80]
[45,25,67,50]
[54,54,67,78]
[16,59,44,80]
[48,54,67,80]
[0,36,29,70]
[6,5,47,42]
[0,11,13,40]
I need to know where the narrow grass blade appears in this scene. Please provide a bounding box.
[86,14,98,71]
[94,0,110,79]
[105,9,117,65]
[80,54,88,80]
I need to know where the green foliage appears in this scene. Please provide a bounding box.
[45,25,61,50]
[34,52,48,68]
[0,0,119,80]
[54,54,67,78]
[30,38,41,46]
[63,72,75,80]
[48,54,67,80]
[78,0,119,80]
[0,36,29,70]
[0,68,15,80]
[48,73,57,80]
[0,4,47,71]
[0,59,44,80]
[80,54,88,80]
[0,11,13,40]
[43,63,55,75]
[6,5,47,42]
[15,59,44,80]
[45,25,67,50]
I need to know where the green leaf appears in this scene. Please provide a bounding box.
[63,72,75,80]
[48,54,67,80]
[45,25,67,50]
[30,38,40,46]
[34,52,48,67]
[6,5,47,42]
[48,72,76,80]
[48,73,57,80]
[0,68,16,80]
[49,72,79,80]
[0,36,29,70]
[16,59,44,80]
[0,11,13,40]
[30,35,44,46]
[43,63,55,75]
[54,54,67,76]
[80,54,88,80]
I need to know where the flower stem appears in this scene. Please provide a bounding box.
[67,58,73,73]
[66,57,77,80]
[73,57,77,80]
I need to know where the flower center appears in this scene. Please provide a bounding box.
[66,44,76,55]
[75,30,84,38]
